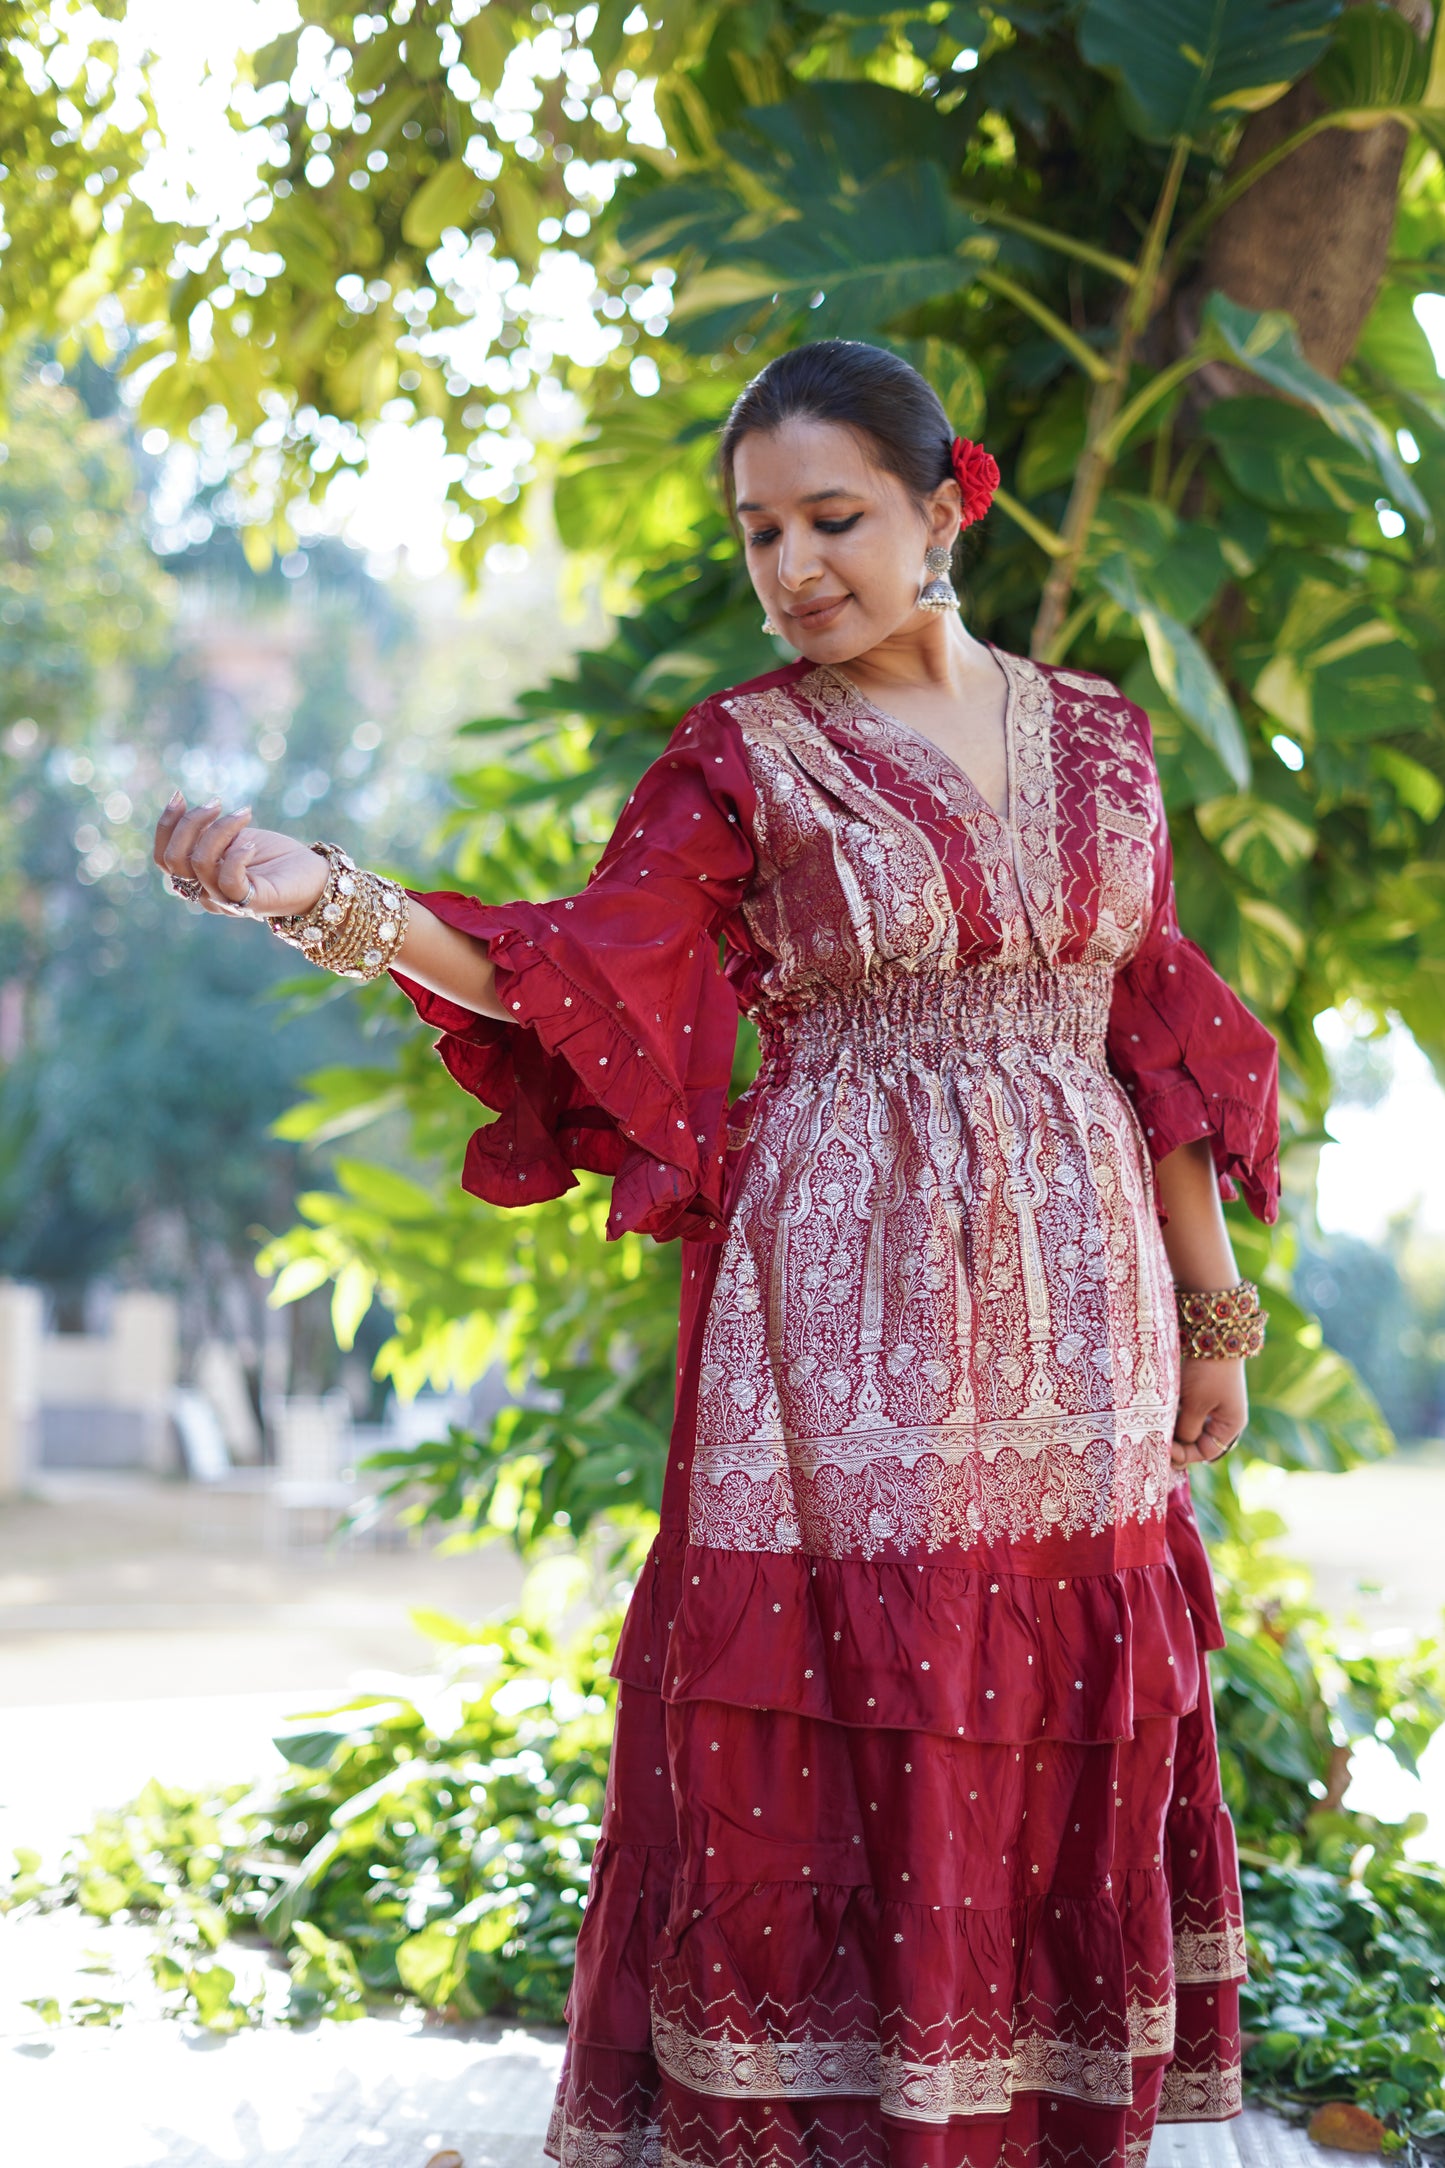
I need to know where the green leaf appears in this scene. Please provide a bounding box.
[401,158,489,250]
[462,12,514,92]
[273,1726,355,1770]
[402,25,445,80]
[396,1920,467,2005]
[1089,493,1231,624]
[889,337,986,439]
[1093,553,1251,786]
[1202,397,1383,512]
[588,0,636,74]
[268,1255,334,1307]
[1353,283,1445,426]
[667,164,991,351]
[1202,293,1430,523]
[1078,0,1342,143]
[1315,1,1428,112]
[1249,581,1436,742]
[1123,656,1239,809]
[252,31,301,90]
[1017,377,1090,498]
[331,1259,375,1351]
[187,1958,241,2031]
[335,1158,441,1220]
[410,1606,489,1646]
[1195,791,1317,886]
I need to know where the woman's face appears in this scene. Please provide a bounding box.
[732,415,961,664]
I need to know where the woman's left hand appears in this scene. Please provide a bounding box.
[1171,1355,1247,1467]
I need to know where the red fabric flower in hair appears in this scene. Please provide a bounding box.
[951,435,1000,528]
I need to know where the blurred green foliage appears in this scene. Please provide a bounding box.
[5,1592,619,2031]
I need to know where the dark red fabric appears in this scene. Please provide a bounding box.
[1105,769,1280,1224]
[394,702,756,1243]
[392,652,1268,2167]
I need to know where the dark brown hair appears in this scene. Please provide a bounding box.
[718,340,959,526]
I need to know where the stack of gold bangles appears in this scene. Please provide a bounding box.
[268,841,410,983]
[1175,1280,1268,1361]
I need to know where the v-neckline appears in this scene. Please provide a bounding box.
[820,646,1016,829]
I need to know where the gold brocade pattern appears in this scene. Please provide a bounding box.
[691,652,1176,1556]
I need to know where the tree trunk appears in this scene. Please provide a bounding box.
[1193,1,1431,381]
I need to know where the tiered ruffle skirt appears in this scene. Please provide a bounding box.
[545,1482,1244,2168]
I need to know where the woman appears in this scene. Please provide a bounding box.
[155,341,1277,2168]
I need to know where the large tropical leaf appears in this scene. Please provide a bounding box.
[1314,0,1429,113]
[1352,284,1445,432]
[1247,579,1437,743]
[1122,659,1240,810]
[553,379,734,563]
[1203,294,1430,523]
[1245,1288,1393,1468]
[1087,494,1231,625]
[728,82,968,192]
[1201,398,1384,513]
[666,163,993,352]
[1092,552,1252,786]
[1078,0,1342,143]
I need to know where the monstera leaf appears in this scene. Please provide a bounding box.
[1201,398,1384,513]
[1203,294,1430,522]
[1092,552,1251,787]
[1079,0,1342,142]
[1352,284,1445,431]
[1314,0,1430,112]
[1087,494,1231,624]
[666,162,993,352]
[1248,581,1436,744]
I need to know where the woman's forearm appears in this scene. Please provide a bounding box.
[394,901,510,1021]
[1155,1137,1239,1290]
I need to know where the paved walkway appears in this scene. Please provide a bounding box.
[0,1999,1363,2168]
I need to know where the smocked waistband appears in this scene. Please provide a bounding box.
[754,963,1113,1069]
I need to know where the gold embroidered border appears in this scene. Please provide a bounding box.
[994,653,1065,962]
[548,2113,664,2168]
[724,682,960,977]
[1173,1920,1247,1986]
[1127,1996,1176,2059]
[697,1404,1176,1470]
[1158,2060,1243,2123]
[651,2014,1134,2122]
[689,1426,1173,1558]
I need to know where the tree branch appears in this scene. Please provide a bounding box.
[991,486,1068,558]
[975,269,1113,383]
[958,201,1137,285]
[1030,140,1191,661]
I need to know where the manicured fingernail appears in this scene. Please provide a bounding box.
[202,796,221,810]
[234,806,252,819]
[165,789,183,810]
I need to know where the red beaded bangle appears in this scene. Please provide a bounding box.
[1176,1280,1268,1361]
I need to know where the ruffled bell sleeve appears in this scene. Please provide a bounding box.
[393,700,756,1245]
[1107,774,1280,1222]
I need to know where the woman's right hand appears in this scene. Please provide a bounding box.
[153,793,329,918]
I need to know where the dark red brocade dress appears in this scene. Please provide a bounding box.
[395,652,1280,2168]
